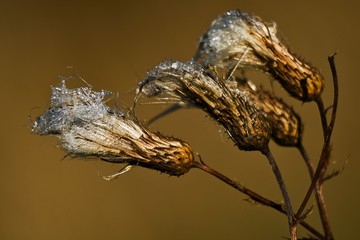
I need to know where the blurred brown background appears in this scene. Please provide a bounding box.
[1,0,358,239]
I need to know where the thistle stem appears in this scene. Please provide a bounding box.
[298,143,332,239]
[192,157,322,239]
[262,146,297,240]
[316,97,328,139]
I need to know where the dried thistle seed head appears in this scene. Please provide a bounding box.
[233,79,302,146]
[138,60,271,152]
[194,10,324,102]
[32,81,194,176]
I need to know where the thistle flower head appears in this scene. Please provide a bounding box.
[194,10,275,69]
[32,81,194,176]
[195,10,324,101]
[138,60,271,152]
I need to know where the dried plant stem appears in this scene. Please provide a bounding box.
[146,102,184,127]
[296,53,338,240]
[298,144,315,178]
[192,158,323,239]
[316,97,328,139]
[261,146,296,239]
[298,143,332,239]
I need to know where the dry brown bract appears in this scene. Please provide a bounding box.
[32,81,194,176]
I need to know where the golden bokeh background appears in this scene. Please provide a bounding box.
[1,0,358,239]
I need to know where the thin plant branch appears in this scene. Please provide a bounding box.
[322,162,347,182]
[315,97,328,139]
[296,53,338,240]
[146,102,186,127]
[191,157,324,239]
[297,143,332,239]
[261,146,296,239]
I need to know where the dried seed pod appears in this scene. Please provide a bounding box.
[137,60,271,152]
[32,81,194,176]
[230,79,302,146]
[194,10,324,102]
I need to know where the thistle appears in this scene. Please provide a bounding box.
[194,10,324,101]
[137,60,271,152]
[32,81,194,176]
